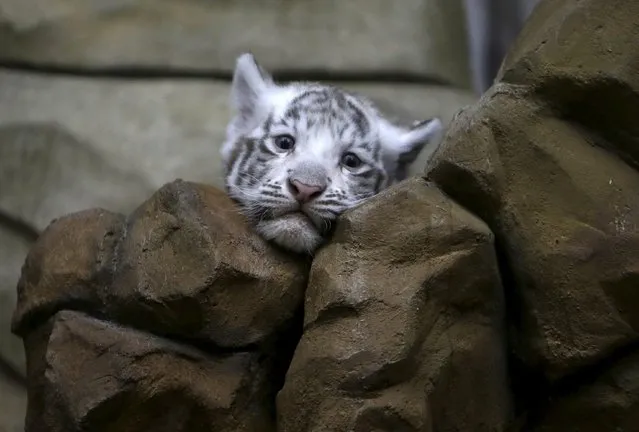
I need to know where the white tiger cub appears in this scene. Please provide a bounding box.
[221,53,443,254]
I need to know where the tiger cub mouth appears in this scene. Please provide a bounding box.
[279,211,316,229]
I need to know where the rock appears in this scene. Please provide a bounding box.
[107,181,308,348]
[0,370,26,432]
[427,1,639,381]
[426,0,639,427]
[277,178,511,431]
[11,208,124,336]
[530,351,639,432]
[13,180,308,348]
[0,225,31,375]
[0,0,471,88]
[497,0,639,169]
[12,180,308,431]
[23,310,271,432]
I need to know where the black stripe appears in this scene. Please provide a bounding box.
[346,99,369,136]
[245,162,258,186]
[314,199,342,206]
[284,106,300,121]
[227,142,243,174]
[359,169,376,179]
[262,190,286,198]
[374,171,386,193]
[263,113,274,134]
[237,139,256,178]
[258,138,276,156]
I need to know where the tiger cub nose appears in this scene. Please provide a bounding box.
[287,179,326,203]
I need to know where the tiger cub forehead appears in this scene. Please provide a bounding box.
[249,83,383,160]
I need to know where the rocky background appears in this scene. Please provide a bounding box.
[4,0,638,431]
[0,1,479,430]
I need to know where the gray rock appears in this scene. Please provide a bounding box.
[0,0,471,88]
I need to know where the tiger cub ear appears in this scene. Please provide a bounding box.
[397,118,443,156]
[379,117,443,181]
[230,53,275,130]
[395,118,443,180]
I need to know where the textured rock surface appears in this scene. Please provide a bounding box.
[530,351,639,432]
[498,0,639,169]
[0,0,471,88]
[278,178,511,431]
[24,311,271,432]
[426,0,639,427]
[12,181,308,432]
[428,84,639,380]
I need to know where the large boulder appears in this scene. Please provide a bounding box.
[429,83,639,380]
[498,0,639,167]
[12,180,309,432]
[0,0,471,88]
[426,0,639,428]
[277,178,511,431]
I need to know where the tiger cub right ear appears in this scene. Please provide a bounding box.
[230,53,275,127]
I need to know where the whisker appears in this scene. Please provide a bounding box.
[238,172,262,185]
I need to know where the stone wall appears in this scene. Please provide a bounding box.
[0,0,471,86]
[0,1,478,429]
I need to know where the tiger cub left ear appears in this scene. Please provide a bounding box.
[230,53,275,129]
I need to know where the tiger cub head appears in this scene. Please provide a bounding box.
[221,53,443,254]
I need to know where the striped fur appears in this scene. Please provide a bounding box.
[221,54,443,254]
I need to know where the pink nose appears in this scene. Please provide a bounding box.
[288,179,325,203]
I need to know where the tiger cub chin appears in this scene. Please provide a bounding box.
[221,53,443,254]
